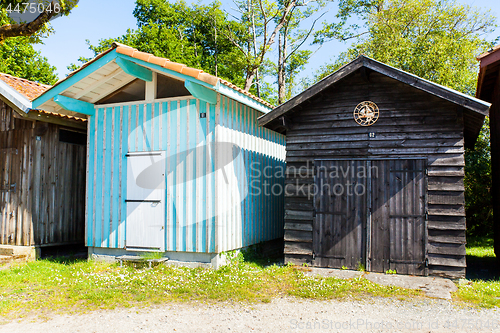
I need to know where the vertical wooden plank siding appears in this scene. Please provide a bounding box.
[0,102,86,246]
[215,96,286,252]
[87,95,285,254]
[87,98,218,252]
[86,111,96,246]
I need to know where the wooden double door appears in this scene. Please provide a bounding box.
[313,159,427,275]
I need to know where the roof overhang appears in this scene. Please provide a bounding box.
[476,45,500,103]
[259,55,491,128]
[0,78,32,113]
[33,45,272,117]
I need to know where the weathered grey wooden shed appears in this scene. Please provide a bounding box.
[259,56,491,278]
[0,73,87,255]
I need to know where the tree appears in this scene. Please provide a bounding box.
[0,0,77,42]
[315,0,497,93]
[0,10,57,84]
[465,119,493,239]
[227,0,329,97]
[69,0,248,88]
[224,0,300,93]
[272,1,327,103]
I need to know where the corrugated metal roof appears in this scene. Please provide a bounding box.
[0,73,50,101]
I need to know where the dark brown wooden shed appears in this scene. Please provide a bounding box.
[259,56,490,279]
[0,73,87,258]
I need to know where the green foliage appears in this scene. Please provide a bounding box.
[264,48,312,103]
[0,1,77,42]
[0,11,57,84]
[465,119,493,239]
[315,0,497,95]
[69,0,247,88]
[0,37,57,84]
[385,269,397,274]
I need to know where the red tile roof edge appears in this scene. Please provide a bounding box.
[55,42,273,109]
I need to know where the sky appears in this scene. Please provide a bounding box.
[33,0,500,82]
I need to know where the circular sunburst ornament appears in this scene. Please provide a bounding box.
[353,101,379,126]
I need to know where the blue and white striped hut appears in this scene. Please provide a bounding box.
[32,43,285,266]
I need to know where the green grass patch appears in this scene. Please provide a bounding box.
[466,238,495,258]
[467,246,496,258]
[454,280,500,308]
[0,256,419,320]
[453,238,499,308]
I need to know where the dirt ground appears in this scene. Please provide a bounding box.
[1,297,499,333]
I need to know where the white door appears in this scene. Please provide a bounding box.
[126,151,166,251]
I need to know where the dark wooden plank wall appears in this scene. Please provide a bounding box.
[283,71,467,278]
[0,101,86,246]
[312,160,367,270]
[382,159,426,275]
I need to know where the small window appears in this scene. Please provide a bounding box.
[59,129,86,145]
[97,79,146,104]
[156,74,190,99]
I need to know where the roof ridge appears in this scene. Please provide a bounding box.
[113,43,274,109]
[259,54,490,127]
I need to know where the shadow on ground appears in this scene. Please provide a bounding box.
[466,255,499,280]
[40,244,87,264]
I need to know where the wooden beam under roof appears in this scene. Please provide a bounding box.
[115,57,153,82]
[73,66,124,99]
[53,95,95,115]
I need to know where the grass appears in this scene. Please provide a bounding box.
[454,280,500,308]
[465,238,495,258]
[3,239,500,319]
[453,237,500,308]
[0,253,419,320]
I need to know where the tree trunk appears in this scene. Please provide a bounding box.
[242,0,297,93]
[244,69,256,91]
[278,32,287,104]
[0,1,58,41]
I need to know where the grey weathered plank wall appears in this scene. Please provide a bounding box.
[0,101,86,247]
[283,71,467,278]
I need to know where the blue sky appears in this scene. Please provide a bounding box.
[34,0,500,82]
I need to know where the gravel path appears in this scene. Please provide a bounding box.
[1,297,499,333]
